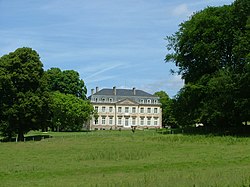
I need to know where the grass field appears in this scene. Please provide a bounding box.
[0,130,250,187]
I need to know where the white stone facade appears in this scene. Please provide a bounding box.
[89,87,162,130]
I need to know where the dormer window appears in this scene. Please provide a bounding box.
[109,98,113,102]
[102,98,106,102]
[140,99,144,103]
[147,99,151,104]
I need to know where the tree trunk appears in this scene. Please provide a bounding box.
[18,129,24,141]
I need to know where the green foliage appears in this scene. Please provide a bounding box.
[201,70,237,127]
[50,92,94,131]
[45,68,87,99]
[0,47,49,141]
[0,47,94,140]
[154,91,176,127]
[166,1,249,83]
[166,0,250,128]
[0,131,249,186]
[172,83,205,127]
[44,68,93,132]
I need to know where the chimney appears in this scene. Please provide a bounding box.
[96,87,99,93]
[133,87,136,95]
[91,89,94,96]
[113,86,116,95]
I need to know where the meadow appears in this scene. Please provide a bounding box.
[0,130,250,187]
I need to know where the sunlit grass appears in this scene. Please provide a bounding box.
[0,130,249,186]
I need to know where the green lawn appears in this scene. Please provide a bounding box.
[0,130,250,187]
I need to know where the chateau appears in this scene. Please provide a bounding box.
[89,87,162,130]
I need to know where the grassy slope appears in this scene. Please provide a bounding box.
[0,131,250,187]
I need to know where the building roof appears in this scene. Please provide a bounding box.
[92,88,156,97]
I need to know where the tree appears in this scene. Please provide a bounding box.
[45,68,93,131]
[45,68,87,99]
[0,47,49,141]
[200,70,239,127]
[166,0,250,129]
[154,91,176,128]
[166,0,249,83]
[50,92,94,131]
[0,47,94,140]
[171,83,205,127]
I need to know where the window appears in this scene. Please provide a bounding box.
[147,117,151,126]
[109,98,113,102]
[125,117,129,126]
[154,118,158,126]
[94,118,99,124]
[140,117,144,126]
[95,106,98,112]
[118,117,122,125]
[132,107,136,113]
[125,107,129,113]
[109,117,113,125]
[154,108,158,113]
[102,107,106,112]
[147,99,151,104]
[154,100,157,104]
[140,108,144,113]
[102,98,106,102]
[118,107,122,113]
[147,108,151,114]
[140,99,144,103]
[95,98,98,102]
[102,116,106,125]
[109,107,113,112]
[132,117,136,126]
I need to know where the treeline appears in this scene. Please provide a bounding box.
[163,0,250,133]
[0,48,95,141]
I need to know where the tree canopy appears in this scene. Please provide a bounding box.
[45,68,87,99]
[50,92,94,132]
[166,0,250,131]
[166,1,249,83]
[0,47,94,141]
[0,47,49,141]
[154,91,176,128]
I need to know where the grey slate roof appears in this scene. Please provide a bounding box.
[93,88,156,97]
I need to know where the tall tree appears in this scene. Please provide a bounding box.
[50,92,94,131]
[154,91,176,128]
[166,0,250,129]
[0,47,49,141]
[166,6,222,83]
[166,0,249,83]
[45,68,87,99]
[171,83,205,127]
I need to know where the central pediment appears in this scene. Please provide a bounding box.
[116,98,139,105]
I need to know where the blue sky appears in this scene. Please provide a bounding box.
[0,0,234,97]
